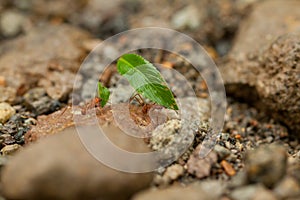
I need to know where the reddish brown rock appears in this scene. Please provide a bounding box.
[25,105,113,143]
[187,145,217,179]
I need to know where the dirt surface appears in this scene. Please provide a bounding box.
[0,0,299,200]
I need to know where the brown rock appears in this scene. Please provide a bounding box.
[29,0,87,18]
[221,160,236,176]
[245,144,287,188]
[0,102,15,124]
[0,86,15,103]
[223,0,300,67]
[160,164,184,184]
[0,144,21,155]
[0,24,90,94]
[1,125,153,200]
[230,0,300,56]
[230,184,278,200]
[0,76,5,86]
[187,145,217,178]
[287,157,300,184]
[38,70,79,101]
[132,183,219,200]
[220,0,300,135]
[256,33,300,134]
[273,176,300,199]
[252,191,278,200]
[25,105,113,143]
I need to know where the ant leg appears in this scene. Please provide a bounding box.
[58,106,69,118]
[130,93,144,106]
[129,93,138,103]
[135,94,145,106]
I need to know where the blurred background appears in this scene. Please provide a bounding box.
[0,0,258,56]
[0,1,300,200]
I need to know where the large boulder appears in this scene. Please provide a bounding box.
[0,24,91,101]
[220,0,300,136]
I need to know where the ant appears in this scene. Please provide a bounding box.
[80,97,104,115]
[129,93,166,128]
[129,93,163,114]
[58,96,103,118]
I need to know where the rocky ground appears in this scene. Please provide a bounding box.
[0,0,299,200]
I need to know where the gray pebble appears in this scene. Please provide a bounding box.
[24,88,60,115]
[214,144,231,160]
[0,10,23,37]
[171,5,201,30]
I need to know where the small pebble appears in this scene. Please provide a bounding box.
[163,164,184,181]
[220,133,230,141]
[227,154,238,162]
[296,150,300,159]
[187,151,217,179]
[0,102,16,124]
[0,87,16,103]
[0,76,6,86]
[0,10,24,37]
[214,144,231,160]
[221,160,236,176]
[0,144,21,155]
[266,136,274,143]
[82,38,102,51]
[0,134,15,145]
[171,5,200,30]
[24,88,60,115]
[231,149,238,154]
[225,141,232,149]
[24,118,37,126]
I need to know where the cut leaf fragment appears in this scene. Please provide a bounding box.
[117,53,178,110]
[98,82,110,107]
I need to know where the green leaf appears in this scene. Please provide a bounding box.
[98,82,110,107]
[117,53,178,110]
